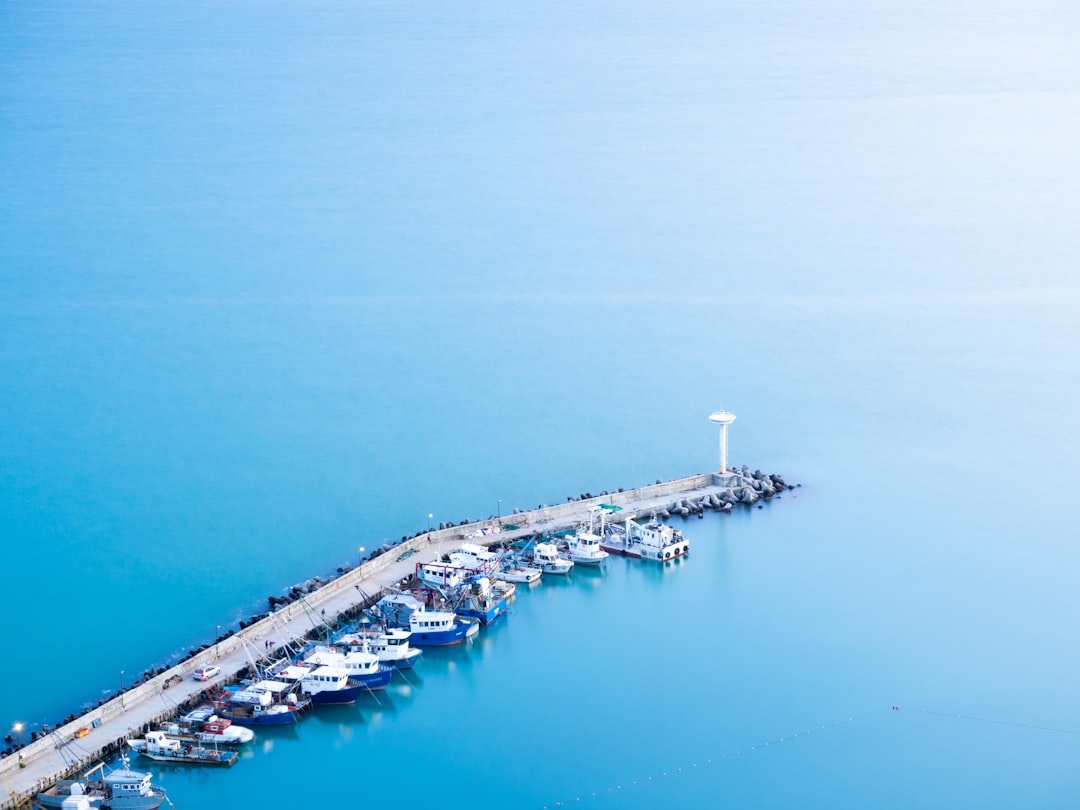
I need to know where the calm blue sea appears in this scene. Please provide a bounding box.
[3,1,1079,807]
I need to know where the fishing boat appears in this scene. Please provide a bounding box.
[301,646,394,690]
[211,681,308,725]
[416,560,467,590]
[451,575,512,625]
[494,558,542,584]
[127,729,238,766]
[601,516,690,561]
[34,756,168,809]
[451,542,500,573]
[272,662,371,704]
[165,707,255,745]
[529,541,574,575]
[563,529,609,566]
[335,626,423,669]
[373,593,478,646]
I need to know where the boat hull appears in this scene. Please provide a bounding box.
[133,749,237,766]
[599,542,689,561]
[386,647,423,668]
[409,624,470,646]
[35,775,167,810]
[308,679,371,705]
[455,596,508,625]
[495,568,541,584]
[352,667,394,691]
[217,705,303,726]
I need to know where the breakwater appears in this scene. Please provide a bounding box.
[0,468,789,808]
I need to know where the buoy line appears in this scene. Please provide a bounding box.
[541,715,858,809]
[912,707,1080,736]
[539,703,1080,807]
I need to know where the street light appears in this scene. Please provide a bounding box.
[119,670,125,708]
[358,546,365,565]
[12,721,24,745]
[427,513,433,533]
[498,499,502,518]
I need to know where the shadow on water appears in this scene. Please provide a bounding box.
[304,702,364,727]
[567,562,608,590]
[537,572,577,590]
[355,689,399,714]
[638,555,690,583]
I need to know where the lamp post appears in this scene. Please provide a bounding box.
[358,546,365,565]
[12,721,24,745]
[119,670,125,708]
[497,499,502,518]
[428,513,433,533]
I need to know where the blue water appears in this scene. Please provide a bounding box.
[3,1,1080,806]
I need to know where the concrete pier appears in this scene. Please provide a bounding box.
[0,469,786,808]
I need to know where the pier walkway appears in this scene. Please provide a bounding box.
[0,471,769,807]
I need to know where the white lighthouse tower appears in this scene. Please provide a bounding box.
[708,410,736,475]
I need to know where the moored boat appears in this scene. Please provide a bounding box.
[494,563,542,584]
[34,757,168,810]
[417,560,467,590]
[273,663,371,704]
[373,593,477,646]
[451,542,500,573]
[127,730,238,766]
[529,541,574,575]
[601,516,689,561]
[335,626,423,669]
[563,529,609,566]
[451,575,511,625]
[301,646,394,690]
[165,708,255,745]
[211,681,308,725]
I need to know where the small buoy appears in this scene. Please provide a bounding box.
[892,705,900,710]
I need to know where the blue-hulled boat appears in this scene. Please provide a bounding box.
[211,681,308,725]
[302,646,394,690]
[274,663,370,705]
[373,592,478,646]
[451,575,512,625]
[335,626,423,669]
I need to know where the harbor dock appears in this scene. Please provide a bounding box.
[0,469,786,808]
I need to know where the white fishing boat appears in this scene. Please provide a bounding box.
[601,515,690,561]
[212,680,308,725]
[563,529,609,566]
[127,729,238,766]
[372,592,479,645]
[271,663,372,704]
[302,646,394,690]
[416,560,467,590]
[451,542,500,573]
[335,625,424,668]
[494,562,542,584]
[529,541,573,575]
